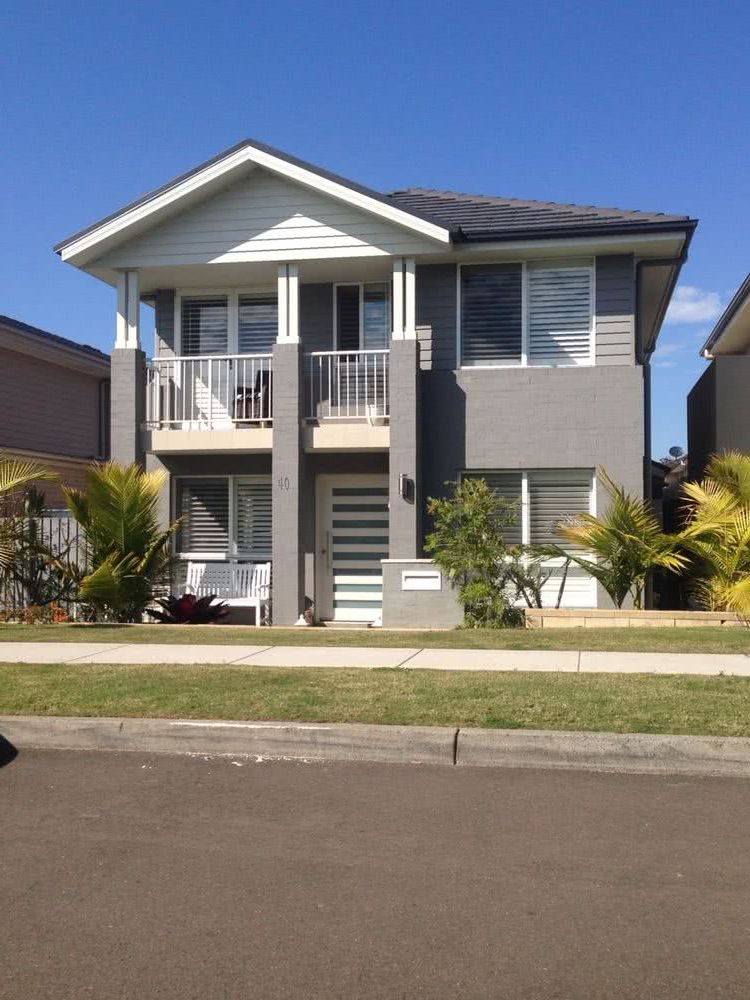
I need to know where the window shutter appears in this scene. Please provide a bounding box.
[528,470,591,547]
[238,295,277,354]
[527,264,592,366]
[236,479,272,559]
[178,479,229,553]
[463,471,523,546]
[461,264,522,366]
[336,285,361,351]
[181,297,229,356]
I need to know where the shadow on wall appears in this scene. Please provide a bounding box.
[420,370,467,539]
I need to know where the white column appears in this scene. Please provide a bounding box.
[277,263,300,343]
[391,258,404,341]
[115,270,140,349]
[403,257,416,340]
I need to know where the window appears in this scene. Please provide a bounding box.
[335,283,390,350]
[459,260,593,367]
[176,476,272,559]
[238,294,277,354]
[461,469,593,546]
[181,297,228,356]
[177,290,276,355]
[177,478,230,553]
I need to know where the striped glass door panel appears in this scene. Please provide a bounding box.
[328,480,389,622]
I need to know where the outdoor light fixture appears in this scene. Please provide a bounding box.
[399,474,414,503]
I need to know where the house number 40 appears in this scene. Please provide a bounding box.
[276,476,291,491]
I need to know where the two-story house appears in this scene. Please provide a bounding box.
[55,139,695,624]
[688,274,750,480]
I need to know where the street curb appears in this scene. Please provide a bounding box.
[3,715,750,776]
[0,715,457,766]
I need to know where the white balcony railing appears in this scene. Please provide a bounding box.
[145,354,272,429]
[307,350,389,421]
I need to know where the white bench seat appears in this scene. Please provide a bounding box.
[185,561,271,625]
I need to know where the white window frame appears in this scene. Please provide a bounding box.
[332,282,391,350]
[458,468,596,545]
[173,474,272,561]
[174,287,277,356]
[456,259,596,369]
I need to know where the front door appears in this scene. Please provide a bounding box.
[316,475,389,622]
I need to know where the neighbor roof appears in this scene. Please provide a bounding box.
[387,188,695,241]
[700,274,750,356]
[0,314,109,363]
[55,138,696,262]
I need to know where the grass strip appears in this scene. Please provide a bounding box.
[3,662,750,736]
[1,623,749,654]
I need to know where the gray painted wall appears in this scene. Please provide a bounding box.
[154,290,175,357]
[111,349,146,466]
[381,560,463,628]
[388,340,421,559]
[688,356,750,479]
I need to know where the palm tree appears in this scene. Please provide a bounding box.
[64,462,180,622]
[0,455,55,572]
[556,468,688,609]
[680,452,750,616]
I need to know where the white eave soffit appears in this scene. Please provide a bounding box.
[57,144,453,265]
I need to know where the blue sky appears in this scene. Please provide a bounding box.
[1,0,747,459]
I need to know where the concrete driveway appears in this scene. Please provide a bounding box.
[2,749,750,999]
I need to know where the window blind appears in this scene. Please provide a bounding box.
[528,470,591,547]
[463,471,523,546]
[460,264,522,366]
[177,479,229,553]
[181,297,228,356]
[238,295,277,354]
[235,479,272,559]
[336,285,360,351]
[527,264,592,365]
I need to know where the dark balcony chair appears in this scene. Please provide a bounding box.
[233,368,272,424]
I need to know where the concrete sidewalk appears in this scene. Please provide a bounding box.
[1,640,749,675]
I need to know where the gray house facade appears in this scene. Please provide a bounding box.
[56,140,695,623]
[688,275,750,481]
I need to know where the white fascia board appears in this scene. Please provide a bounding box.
[451,230,687,260]
[59,145,452,264]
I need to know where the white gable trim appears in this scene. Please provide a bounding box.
[58,144,452,264]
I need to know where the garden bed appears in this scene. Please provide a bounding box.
[525,609,745,629]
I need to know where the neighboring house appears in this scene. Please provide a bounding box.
[55,139,695,623]
[0,315,110,508]
[688,275,750,480]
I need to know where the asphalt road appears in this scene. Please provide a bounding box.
[3,749,750,999]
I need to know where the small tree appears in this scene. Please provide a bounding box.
[5,488,76,608]
[0,456,55,575]
[679,451,750,615]
[425,478,522,627]
[64,462,180,623]
[556,468,687,609]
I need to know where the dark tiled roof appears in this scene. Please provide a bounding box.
[0,314,109,362]
[387,187,696,241]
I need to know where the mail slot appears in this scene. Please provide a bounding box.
[402,569,442,591]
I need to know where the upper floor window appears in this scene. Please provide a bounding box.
[179,291,277,356]
[335,283,390,351]
[459,260,594,368]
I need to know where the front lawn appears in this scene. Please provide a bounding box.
[0,622,749,654]
[2,662,750,736]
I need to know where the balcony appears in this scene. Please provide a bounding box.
[144,354,273,453]
[306,350,389,421]
[143,349,390,453]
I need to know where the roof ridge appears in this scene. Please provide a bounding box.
[387,186,692,222]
